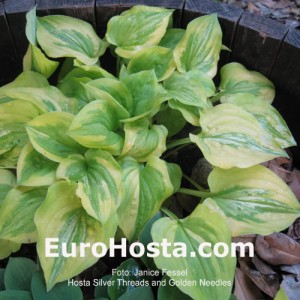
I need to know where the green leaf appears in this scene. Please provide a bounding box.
[158,276,192,300]
[58,65,115,108]
[122,69,161,118]
[165,70,215,105]
[128,46,175,81]
[0,100,40,167]
[221,94,296,149]
[219,62,275,103]
[23,44,59,79]
[24,8,59,78]
[31,271,83,300]
[0,187,46,243]
[36,14,107,65]
[35,181,117,291]
[155,106,186,137]
[26,112,85,163]
[139,211,164,270]
[0,290,33,300]
[118,156,181,241]
[17,143,58,186]
[204,164,300,236]
[106,5,173,58]
[108,259,148,300]
[94,275,111,299]
[2,86,77,114]
[120,118,168,162]
[168,100,202,126]
[25,6,37,45]
[174,14,222,77]
[57,149,122,223]
[86,78,133,115]
[190,103,287,169]
[151,204,235,300]
[68,99,129,156]
[159,28,185,49]
[118,286,154,300]
[0,240,21,260]
[4,257,36,291]
[0,169,16,206]
[0,71,49,97]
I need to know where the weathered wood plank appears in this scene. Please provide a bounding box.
[270,29,300,166]
[3,0,35,59]
[183,0,243,53]
[270,29,300,99]
[118,0,185,27]
[95,0,118,38]
[231,12,289,77]
[95,1,119,76]
[0,1,21,85]
[36,0,96,27]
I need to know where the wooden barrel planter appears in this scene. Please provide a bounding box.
[0,0,299,166]
[1,1,300,299]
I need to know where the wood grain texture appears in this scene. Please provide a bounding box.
[3,0,35,59]
[117,0,185,27]
[36,0,96,27]
[231,12,289,77]
[0,1,21,85]
[96,0,119,75]
[270,29,300,166]
[270,29,300,98]
[95,0,118,38]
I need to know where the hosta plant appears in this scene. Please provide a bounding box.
[0,5,299,300]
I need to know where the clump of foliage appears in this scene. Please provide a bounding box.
[0,257,83,299]
[0,5,299,300]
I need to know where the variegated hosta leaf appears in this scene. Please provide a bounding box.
[87,78,133,114]
[0,169,16,206]
[0,240,21,260]
[169,100,202,126]
[118,156,181,241]
[204,165,300,236]
[0,186,47,243]
[57,149,122,223]
[36,14,107,65]
[68,99,129,155]
[127,46,176,81]
[164,70,215,108]
[2,86,77,114]
[174,14,222,77]
[0,100,40,168]
[58,65,115,105]
[0,71,49,99]
[106,5,173,58]
[219,63,275,103]
[120,118,168,162]
[35,181,117,290]
[23,44,59,79]
[190,103,287,169]
[24,8,59,78]
[121,69,161,118]
[221,94,296,149]
[17,143,58,186]
[159,28,185,49]
[151,204,235,300]
[26,112,85,163]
